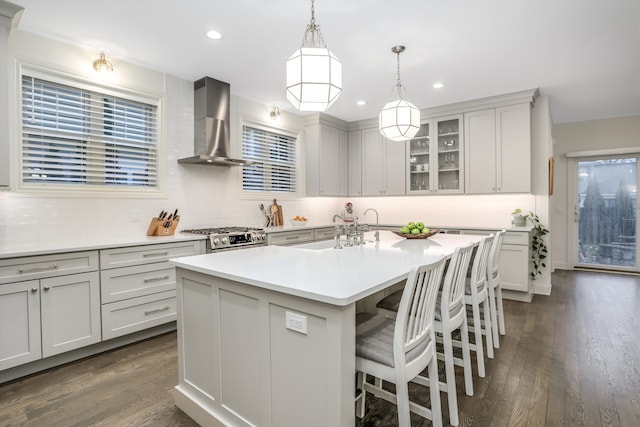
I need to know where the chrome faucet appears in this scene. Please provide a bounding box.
[364,208,380,242]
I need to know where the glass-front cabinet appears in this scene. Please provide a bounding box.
[407,114,464,194]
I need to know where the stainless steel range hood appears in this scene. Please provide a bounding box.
[178,77,253,166]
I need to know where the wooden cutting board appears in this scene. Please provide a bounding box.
[272,199,283,226]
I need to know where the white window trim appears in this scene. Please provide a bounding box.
[238,118,304,200]
[12,62,167,199]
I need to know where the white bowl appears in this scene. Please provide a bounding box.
[290,219,308,227]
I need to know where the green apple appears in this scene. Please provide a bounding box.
[407,222,416,230]
[416,221,424,230]
[410,228,420,235]
[421,227,430,234]
[400,226,410,233]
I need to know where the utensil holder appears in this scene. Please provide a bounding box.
[146,218,179,236]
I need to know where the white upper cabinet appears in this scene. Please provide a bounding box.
[1,4,22,188]
[348,130,362,197]
[464,103,531,194]
[361,128,405,196]
[305,120,348,197]
[407,114,464,194]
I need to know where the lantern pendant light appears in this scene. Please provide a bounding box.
[379,46,420,141]
[286,0,342,112]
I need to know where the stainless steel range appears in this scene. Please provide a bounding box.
[182,226,267,252]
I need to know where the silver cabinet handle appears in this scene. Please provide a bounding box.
[18,263,59,273]
[43,286,50,291]
[144,305,171,315]
[143,275,170,283]
[31,288,38,293]
[143,251,169,258]
[285,235,300,240]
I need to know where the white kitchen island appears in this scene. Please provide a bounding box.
[171,231,484,427]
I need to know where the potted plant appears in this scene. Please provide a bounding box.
[511,209,549,279]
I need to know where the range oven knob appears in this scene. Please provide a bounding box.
[221,237,228,245]
[213,238,220,245]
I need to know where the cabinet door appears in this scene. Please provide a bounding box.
[0,280,41,370]
[434,115,464,193]
[464,109,497,194]
[348,130,362,196]
[385,139,406,195]
[40,271,101,357]
[499,244,530,292]
[407,123,432,194]
[362,128,385,196]
[318,125,347,196]
[496,104,531,193]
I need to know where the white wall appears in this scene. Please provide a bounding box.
[551,114,640,269]
[0,29,545,248]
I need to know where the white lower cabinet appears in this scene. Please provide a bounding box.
[0,239,205,375]
[40,272,101,357]
[0,280,41,370]
[499,231,532,300]
[459,229,532,301]
[0,270,101,370]
[99,240,204,340]
[267,229,315,246]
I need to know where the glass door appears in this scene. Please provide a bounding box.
[435,116,463,193]
[408,123,431,193]
[574,156,638,270]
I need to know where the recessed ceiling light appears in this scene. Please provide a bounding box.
[206,30,222,40]
[433,82,445,89]
[356,100,366,106]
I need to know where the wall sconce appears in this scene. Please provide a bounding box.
[93,52,113,73]
[270,106,280,120]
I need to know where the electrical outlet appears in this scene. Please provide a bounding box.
[285,311,307,334]
[129,209,141,222]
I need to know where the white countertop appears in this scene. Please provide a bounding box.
[171,231,484,306]
[0,233,207,259]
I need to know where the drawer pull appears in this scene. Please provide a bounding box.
[143,275,171,283]
[31,288,38,293]
[43,286,50,291]
[144,305,171,315]
[143,251,170,258]
[18,263,59,273]
[285,235,300,240]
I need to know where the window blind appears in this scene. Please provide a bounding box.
[21,75,159,188]
[241,125,297,193]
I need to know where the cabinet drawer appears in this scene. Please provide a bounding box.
[100,262,176,303]
[314,228,337,241]
[101,290,176,340]
[0,251,99,285]
[267,230,315,246]
[503,231,530,246]
[100,241,204,269]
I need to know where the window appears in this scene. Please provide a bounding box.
[241,124,298,193]
[20,74,159,191]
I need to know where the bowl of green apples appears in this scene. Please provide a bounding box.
[392,221,439,239]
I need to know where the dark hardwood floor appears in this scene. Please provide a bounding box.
[1,269,639,426]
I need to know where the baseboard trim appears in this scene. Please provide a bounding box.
[0,322,176,385]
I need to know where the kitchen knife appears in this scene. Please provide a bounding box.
[158,210,166,220]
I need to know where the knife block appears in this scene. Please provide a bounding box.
[146,218,179,236]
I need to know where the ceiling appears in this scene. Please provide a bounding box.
[8,0,640,124]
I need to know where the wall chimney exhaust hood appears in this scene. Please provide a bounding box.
[178,77,254,166]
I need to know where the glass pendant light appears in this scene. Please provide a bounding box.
[286,0,342,112]
[379,46,420,141]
